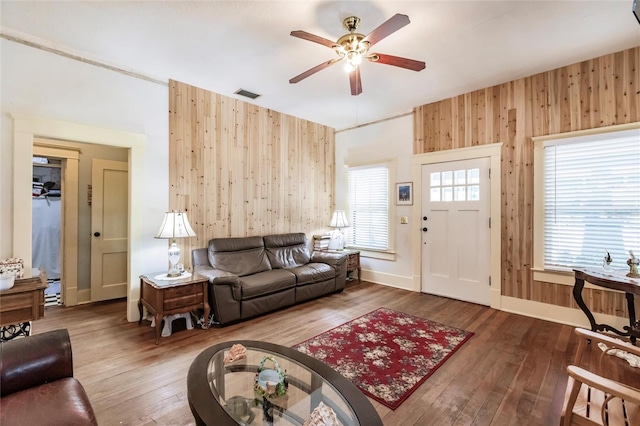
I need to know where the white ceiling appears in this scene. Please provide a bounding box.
[2,1,639,130]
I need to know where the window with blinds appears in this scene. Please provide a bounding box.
[346,165,389,251]
[542,128,640,271]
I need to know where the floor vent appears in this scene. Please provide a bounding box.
[234,88,261,99]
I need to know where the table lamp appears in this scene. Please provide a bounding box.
[329,210,349,251]
[155,211,196,277]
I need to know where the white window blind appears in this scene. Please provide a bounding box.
[347,166,389,250]
[543,129,640,271]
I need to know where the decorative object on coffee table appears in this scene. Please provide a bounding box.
[303,402,339,426]
[224,343,248,363]
[254,355,288,401]
[293,307,473,410]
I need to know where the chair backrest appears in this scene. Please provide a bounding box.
[0,329,73,397]
[561,328,640,426]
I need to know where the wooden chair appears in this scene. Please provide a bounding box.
[561,328,640,426]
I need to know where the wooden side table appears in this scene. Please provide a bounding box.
[138,272,210,344]
[0,270,48,327]
[327,249,361,282]
[345,250,361,282]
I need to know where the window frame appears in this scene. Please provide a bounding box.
[344,160,395,257]
[532,122,640,285]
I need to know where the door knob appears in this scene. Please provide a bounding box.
[422,227,428,232]
[93,232,101,237]
[423,216,428,221]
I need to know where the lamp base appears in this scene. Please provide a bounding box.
[166,271,183,278]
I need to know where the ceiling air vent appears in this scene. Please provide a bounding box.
[234,89,261,100]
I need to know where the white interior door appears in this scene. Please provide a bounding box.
[421,158,491,305]
[91,159,128,301]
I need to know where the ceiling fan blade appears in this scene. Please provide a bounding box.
[290,59,341,84]
[349,67,362,96]
[290,30,336,48]
[369,53,425,71]
[363,14,410,47]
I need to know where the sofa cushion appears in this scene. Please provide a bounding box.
[0,378,98,426]
[208,236,271,277]
[264,233,311,269]
[239,269,296,300]
[288,263,335,285]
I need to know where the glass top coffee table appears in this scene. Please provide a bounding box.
[187,340,382,426]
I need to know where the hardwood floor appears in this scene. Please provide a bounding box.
[29,281,616,425]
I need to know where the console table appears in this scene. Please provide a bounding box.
[573,268,640,344]
[0,270,48,327]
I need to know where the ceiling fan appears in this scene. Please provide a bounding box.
[289,14,426,96]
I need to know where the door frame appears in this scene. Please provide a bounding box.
[411,143,503,309]
[33,141,81,305]
[12,114,146,322]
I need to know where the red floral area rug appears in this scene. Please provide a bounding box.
[292,307,473,410]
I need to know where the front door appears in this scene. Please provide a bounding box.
[90,159,128,301]
[421,158,491,305]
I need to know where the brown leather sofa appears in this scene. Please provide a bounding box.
[0,329,98,426]
[192,233,347,325]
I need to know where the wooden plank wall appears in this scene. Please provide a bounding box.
[414,47,640,318]
[169,80,335,267]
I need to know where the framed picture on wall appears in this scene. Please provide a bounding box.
[396,182,413,205]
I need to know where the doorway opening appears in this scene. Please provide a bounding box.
[32,156,63,306]
[30,139,129,307]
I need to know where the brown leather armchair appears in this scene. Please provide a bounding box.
[0,329,98,426]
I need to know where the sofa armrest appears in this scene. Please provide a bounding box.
[194,265,242,324]
[194,266,241,300]
[0,329,73,397]
[311,251,348,268]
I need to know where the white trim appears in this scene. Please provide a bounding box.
[361,269,414,291]
[532,122,640,143]
[358,250,395,261]
[11,114,146,322]
[1,28,167,86]
[532,122,640,285]
[345,160,396,253]
[500,296,629,331]
[335,110,413,134]
[411,143,503,308]
[77,289,92,304]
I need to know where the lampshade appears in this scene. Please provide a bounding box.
[155,211,196,240]
[329,210,349,228]
[155,211,196,278]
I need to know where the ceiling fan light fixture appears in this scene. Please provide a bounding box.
[344,61,357,73]
[289,13,424,94]
[347,51,362,65]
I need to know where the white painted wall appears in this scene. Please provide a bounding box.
[335,114,417,291]
[0,40,170,318]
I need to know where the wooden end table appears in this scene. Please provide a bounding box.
[138,272,210,344]
[329,249,361,282]
[0,270,48,327]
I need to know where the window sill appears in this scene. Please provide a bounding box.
[346,247,396,261]
[532,268,574,286]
